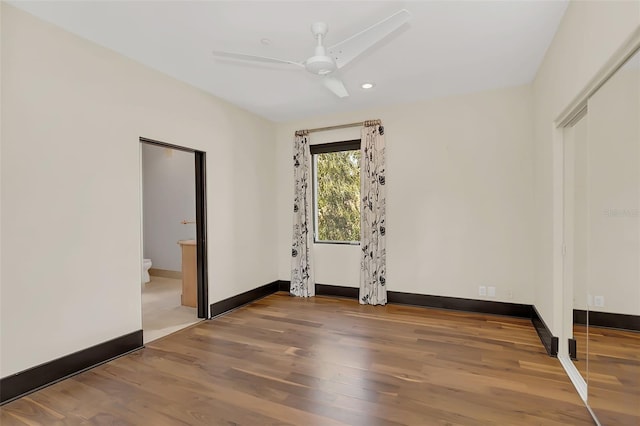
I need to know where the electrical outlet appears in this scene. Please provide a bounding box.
[479,286,487,296]
[488,286,496,297]
[594,295,605,307]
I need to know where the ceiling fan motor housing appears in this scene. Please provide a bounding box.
[305,54,337,75]
[305,23,336,75]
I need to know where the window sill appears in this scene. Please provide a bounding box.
[314,240,360,246]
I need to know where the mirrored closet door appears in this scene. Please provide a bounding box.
[563,47,640,425]
[584,48,640,426]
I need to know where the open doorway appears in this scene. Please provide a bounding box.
[140,137,208,344]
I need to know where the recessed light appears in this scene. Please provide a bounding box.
[260,38,271,45]
[361,82,375,89]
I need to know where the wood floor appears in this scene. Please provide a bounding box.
[1,293,594,425]
[585,326,640,426]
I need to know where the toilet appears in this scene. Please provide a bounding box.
[142,258,152,284]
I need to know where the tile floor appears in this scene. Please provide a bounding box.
[142,275,200,344]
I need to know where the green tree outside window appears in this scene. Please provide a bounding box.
[316,149,361,242]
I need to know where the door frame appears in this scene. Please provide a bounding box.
[140,137,209,319]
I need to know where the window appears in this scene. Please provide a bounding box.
[311,140,361,244]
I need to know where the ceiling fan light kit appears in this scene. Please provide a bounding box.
[211,9,411,98]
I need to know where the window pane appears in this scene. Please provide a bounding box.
[316,150,361,242]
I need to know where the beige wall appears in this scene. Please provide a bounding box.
[532,0,640,334]
[276,85,535,304]
[0,4,277,377]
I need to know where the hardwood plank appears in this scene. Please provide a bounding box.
[1,293,594,425]
[587,326,640,425]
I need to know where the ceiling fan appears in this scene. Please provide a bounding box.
[211,9,411,98]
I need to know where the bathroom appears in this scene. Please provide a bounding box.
[141,142,200,343]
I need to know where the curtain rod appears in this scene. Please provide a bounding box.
[295,119,381,136]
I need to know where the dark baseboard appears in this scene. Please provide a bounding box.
[317,284,359,299]
[573,309,587,326]
[574,309,639,331]
[387,291,532,318]
[210,281,280,318]
[278,280,290,292]
[569,338,577,360]
[278,281,359,299]
[277,280,531,317]
[532,306,558,357]
[0,330,143,405]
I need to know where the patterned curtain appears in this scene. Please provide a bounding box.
[360,123,387,305]
[291,132,315,297]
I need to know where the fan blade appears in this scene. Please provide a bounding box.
[212,50,304,67]
[323,76,349,98]
[328,9,411,69]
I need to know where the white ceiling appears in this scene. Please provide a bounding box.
[9,1,569,122]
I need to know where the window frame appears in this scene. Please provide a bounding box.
[310,139,362,245]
